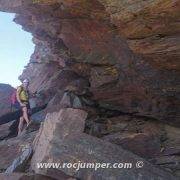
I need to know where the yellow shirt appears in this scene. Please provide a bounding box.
[18,86,29,102]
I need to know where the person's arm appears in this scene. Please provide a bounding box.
[16,87,25,107]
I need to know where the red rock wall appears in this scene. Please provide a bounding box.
[0,0,179,126]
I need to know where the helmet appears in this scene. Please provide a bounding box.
[23,79,29,83]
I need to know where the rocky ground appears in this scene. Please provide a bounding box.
[0,0,179,179]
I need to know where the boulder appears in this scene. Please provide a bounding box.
[102,132,161,159]
[31,108,176,180]
[5,146,33,173]
[87,115,165,139]
[0,173,74,180]
[45,90,84,114]
[0,131,37,172]
[0,120,15,140]
[163,125,180,149]
[153,155,180,177]
[30,109,47,123]
[32,108,87,148]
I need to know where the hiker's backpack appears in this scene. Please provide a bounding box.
[10,86,24,109]
[10,89,21,111]
[11,90,17,105]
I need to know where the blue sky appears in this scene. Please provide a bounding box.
[0,12,34,88]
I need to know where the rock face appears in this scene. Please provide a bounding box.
[0,84,14,117]
[31,108,176,180]
[0,131,36,172]
[0,0,179,179]
[0,0,179,126]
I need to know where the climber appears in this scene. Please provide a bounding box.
[16,79,31,136]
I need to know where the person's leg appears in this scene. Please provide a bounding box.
[22,106,30,126]
[18,116,24,136]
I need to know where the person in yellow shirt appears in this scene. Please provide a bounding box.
[16,79,31,136]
